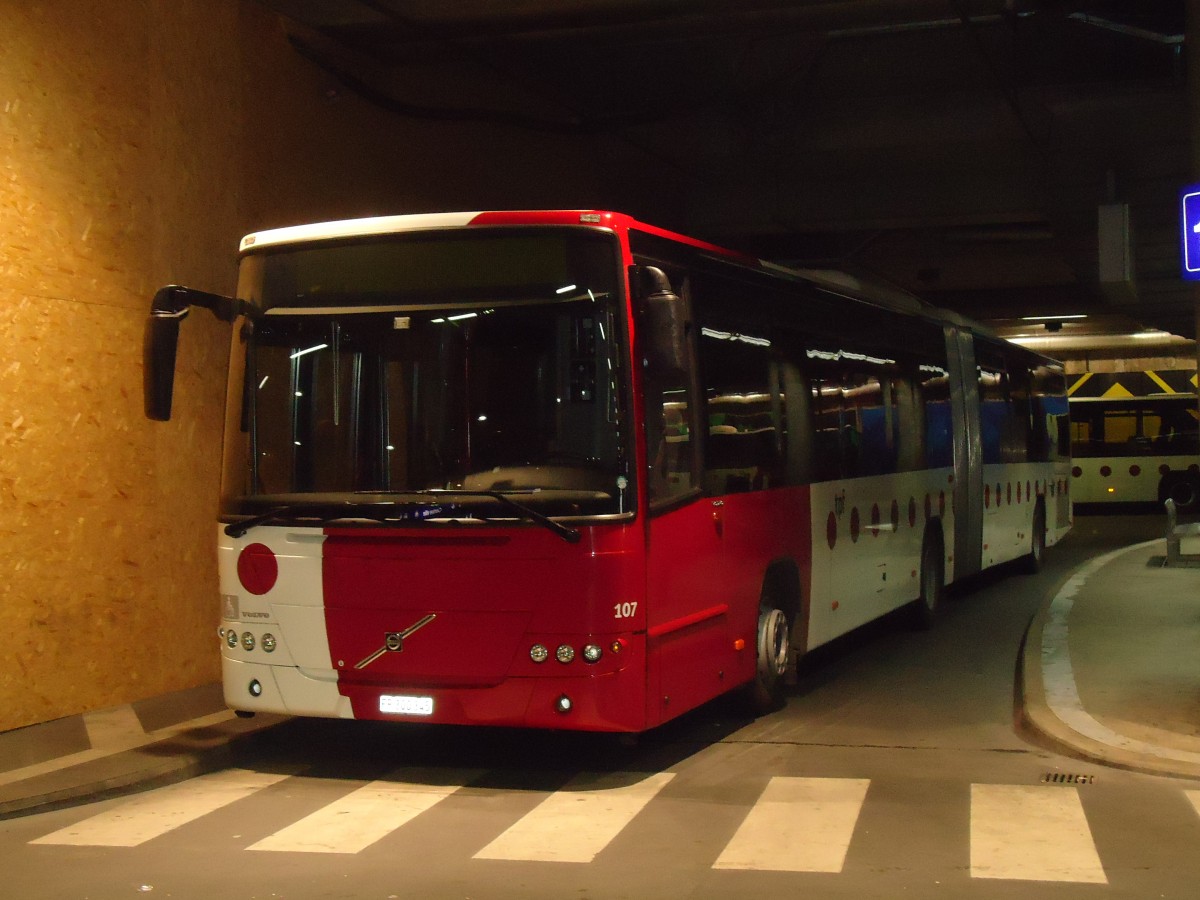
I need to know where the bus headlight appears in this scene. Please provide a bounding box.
[556,644,575,664]
[262,633,277,653]
[582,644,603,664]
[226,630,238,649]
[530,644,549,663]
[241,632,256,651]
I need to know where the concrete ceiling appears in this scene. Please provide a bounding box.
[252,0,1197,346]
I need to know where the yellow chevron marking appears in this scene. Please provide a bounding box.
[1146,371,1175,394]
[1067,373,1092,397]
[1100,383,1134,399]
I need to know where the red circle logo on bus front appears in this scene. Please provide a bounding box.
[237,543,279,595]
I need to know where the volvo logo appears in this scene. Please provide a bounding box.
[355,614,437,670]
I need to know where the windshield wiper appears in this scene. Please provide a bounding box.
[223,501,401,538]
[226,492,582,544]
[406,489,581,544]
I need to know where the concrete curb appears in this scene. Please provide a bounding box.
[0,713,288,820]
[1020,540,1200,782]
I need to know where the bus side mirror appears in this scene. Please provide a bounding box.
[144,313,181,421]
[633,266,689,375]
[143,284,250,421]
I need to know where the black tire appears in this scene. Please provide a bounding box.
[911,524,944,630]
[1019,500,1046,574]
[746,585,792,715]
[1162,475,1200,512]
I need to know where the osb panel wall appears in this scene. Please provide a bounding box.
[0,1,241,733]
[1,1,610,732]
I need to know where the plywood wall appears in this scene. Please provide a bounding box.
[0,0,614,732]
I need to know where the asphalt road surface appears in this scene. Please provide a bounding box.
[3,514,1198,899]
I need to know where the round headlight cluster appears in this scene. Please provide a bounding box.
[222,627,279,654]
[529,642,604,665]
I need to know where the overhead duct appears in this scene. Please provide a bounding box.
[1098,202,1138,305]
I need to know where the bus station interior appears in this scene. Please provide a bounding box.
[3,0,1200,735]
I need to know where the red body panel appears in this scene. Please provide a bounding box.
[644,485,813,726]
[321,523,651,730]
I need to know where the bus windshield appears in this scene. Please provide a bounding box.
[220,230,632,522]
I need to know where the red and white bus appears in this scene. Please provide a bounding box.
[145,210,1071,732]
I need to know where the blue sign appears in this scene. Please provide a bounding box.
[1180,185,1200,280]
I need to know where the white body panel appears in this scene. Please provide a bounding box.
[240,212,483,251]
[807,469,954,649]
[217,526,350,717]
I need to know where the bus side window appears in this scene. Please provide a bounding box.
[781,360,813,485]
[922,370,952,469]
[810,373,844,481]
[894,372,926,472]
[697,328,782,494]
[637,268,697,506]
[844,371,894,476]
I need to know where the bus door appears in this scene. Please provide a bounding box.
[637,267,739,724]
[947,327,983,581]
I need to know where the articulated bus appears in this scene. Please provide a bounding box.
[145,210,1071,732]
[1068,370,1200,510]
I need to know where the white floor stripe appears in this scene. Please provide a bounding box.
[1185,790,1200,820]
[971,784,1106,883]
[30,769,290,847]
[474,771,674,863]
[248,768,482,854]
[712,776,870,872]
[83,706,145,750]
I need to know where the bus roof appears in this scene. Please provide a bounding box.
[237,209,1028,356]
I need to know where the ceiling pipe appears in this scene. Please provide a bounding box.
[1066,13,1183,45]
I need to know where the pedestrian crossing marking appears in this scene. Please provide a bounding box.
[970,784,1106,883]
[248,767,484,854]
[30,769,290,848]
[473,771,674,863]
[712,776,869,872]
[24,769,1179,883]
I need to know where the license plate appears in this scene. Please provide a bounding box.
[379,694,434,716]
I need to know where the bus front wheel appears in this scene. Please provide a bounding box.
[747,597,791,715]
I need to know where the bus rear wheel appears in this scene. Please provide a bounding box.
[1019,500,1046,574]
[911,525,944,630]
